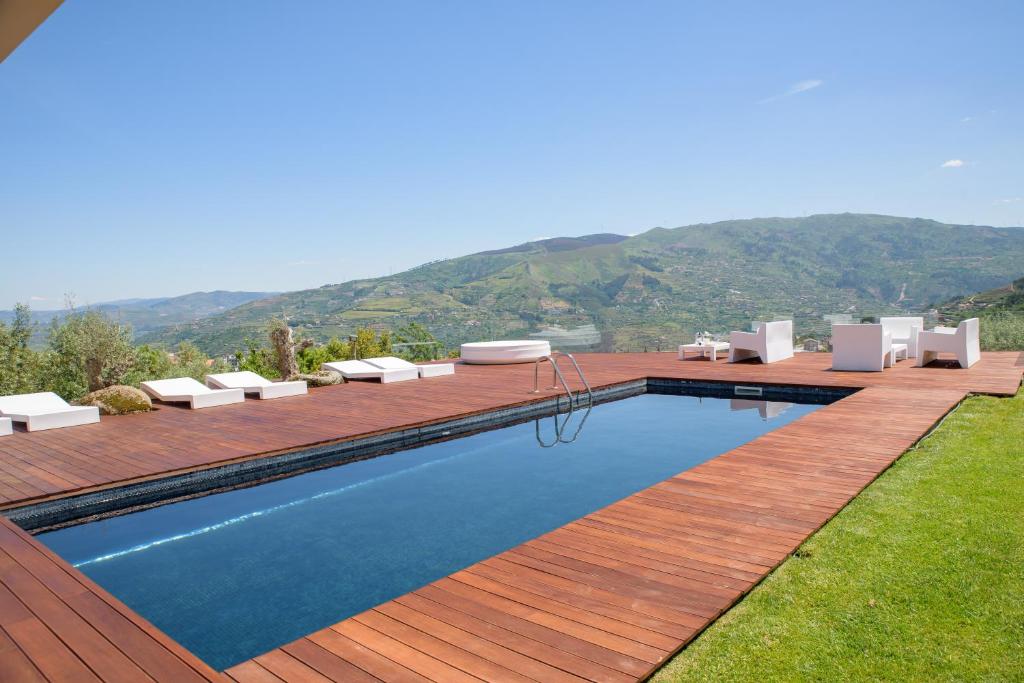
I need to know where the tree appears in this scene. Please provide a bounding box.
[268,319,299,379]
[46,309,136,398]
[0,304,41,395]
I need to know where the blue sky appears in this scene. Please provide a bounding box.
[1,1,1021,309]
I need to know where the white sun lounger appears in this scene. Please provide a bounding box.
[321,360,419,383]
[206,371,308,399]
[0,417,11,436]
[141,377,245,409]
[362,356,455,378]
[0,392,100,432]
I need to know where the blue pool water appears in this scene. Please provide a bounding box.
[40,393,821,669]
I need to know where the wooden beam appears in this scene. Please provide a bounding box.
[0,0,62,64]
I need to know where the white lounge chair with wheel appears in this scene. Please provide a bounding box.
[362,356,455,378]
[917,318,981,368]
[321,360,419,383]
[141,377,245,409]
[728,320,794,364]
[206,371,308,399]
[831,324,904,371]
[0,392,100,432]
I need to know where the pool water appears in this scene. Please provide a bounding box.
[40,393,821,669]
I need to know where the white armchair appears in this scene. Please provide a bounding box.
[728,320,794,364]
[831,324,897,372]
[879,316,923,358]
[917,318,980,368]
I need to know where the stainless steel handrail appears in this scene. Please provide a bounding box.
[531,352,593,409]
[532,354,574,410]
[561,353,594,407]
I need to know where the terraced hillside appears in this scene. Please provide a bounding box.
[149,214,1024,354]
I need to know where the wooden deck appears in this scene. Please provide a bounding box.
[0,352,1021,681]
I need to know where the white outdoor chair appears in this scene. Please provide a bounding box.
[0,417,11,436]
[0,392,100,432]
[730,399,794,420]
[363,356,455,378]
[917,318,981,368]
[831,324,902,372]
[728,320,794,363]
[880,316,924,358]
[206,371,308,399]
[141,377,245,409]
[321,360,419,383]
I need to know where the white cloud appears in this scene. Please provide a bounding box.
[759,79,823,103]
[529,236,552,242]
[29,295,51,301]
[285,259,320,267]
[940,159,965,168]
[995,197,1022,204]
[960,116,973,123]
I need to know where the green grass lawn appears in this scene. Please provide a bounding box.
[652,388,1024,682]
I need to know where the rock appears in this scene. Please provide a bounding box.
[76,385,153,415]
[291,371,343,387]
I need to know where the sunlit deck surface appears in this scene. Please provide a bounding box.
[1,351,1021,681]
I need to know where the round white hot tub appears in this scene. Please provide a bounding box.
[460,340,552,364]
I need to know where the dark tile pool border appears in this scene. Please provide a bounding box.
[10,379,854,532]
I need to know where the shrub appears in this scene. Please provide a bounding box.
[979,313,1024,351]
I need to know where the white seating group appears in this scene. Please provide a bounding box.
[831,316,980,371]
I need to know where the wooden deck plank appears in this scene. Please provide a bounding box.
[0,352,1019,681]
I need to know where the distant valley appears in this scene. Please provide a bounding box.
[8,214,1023,356]
[1,291,276,347]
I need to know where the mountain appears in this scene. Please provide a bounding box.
[146,214,1024,355]
[935,276,1024,322]
[1,291,277,347]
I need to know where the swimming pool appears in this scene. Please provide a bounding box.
[40,391,824,669]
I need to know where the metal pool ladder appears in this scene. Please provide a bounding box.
[531,352,594,409]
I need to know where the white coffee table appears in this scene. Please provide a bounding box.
[679,341,730,362]
[889,343,909,366]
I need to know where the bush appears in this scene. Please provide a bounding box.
[393,322,446,361]
[296,337,349,374]
[979,313,1024,351]
[126,342,228,387]
[236,339,280,379]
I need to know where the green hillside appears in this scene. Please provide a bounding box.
[149,214,1024,355]
[936,276,1024,322]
